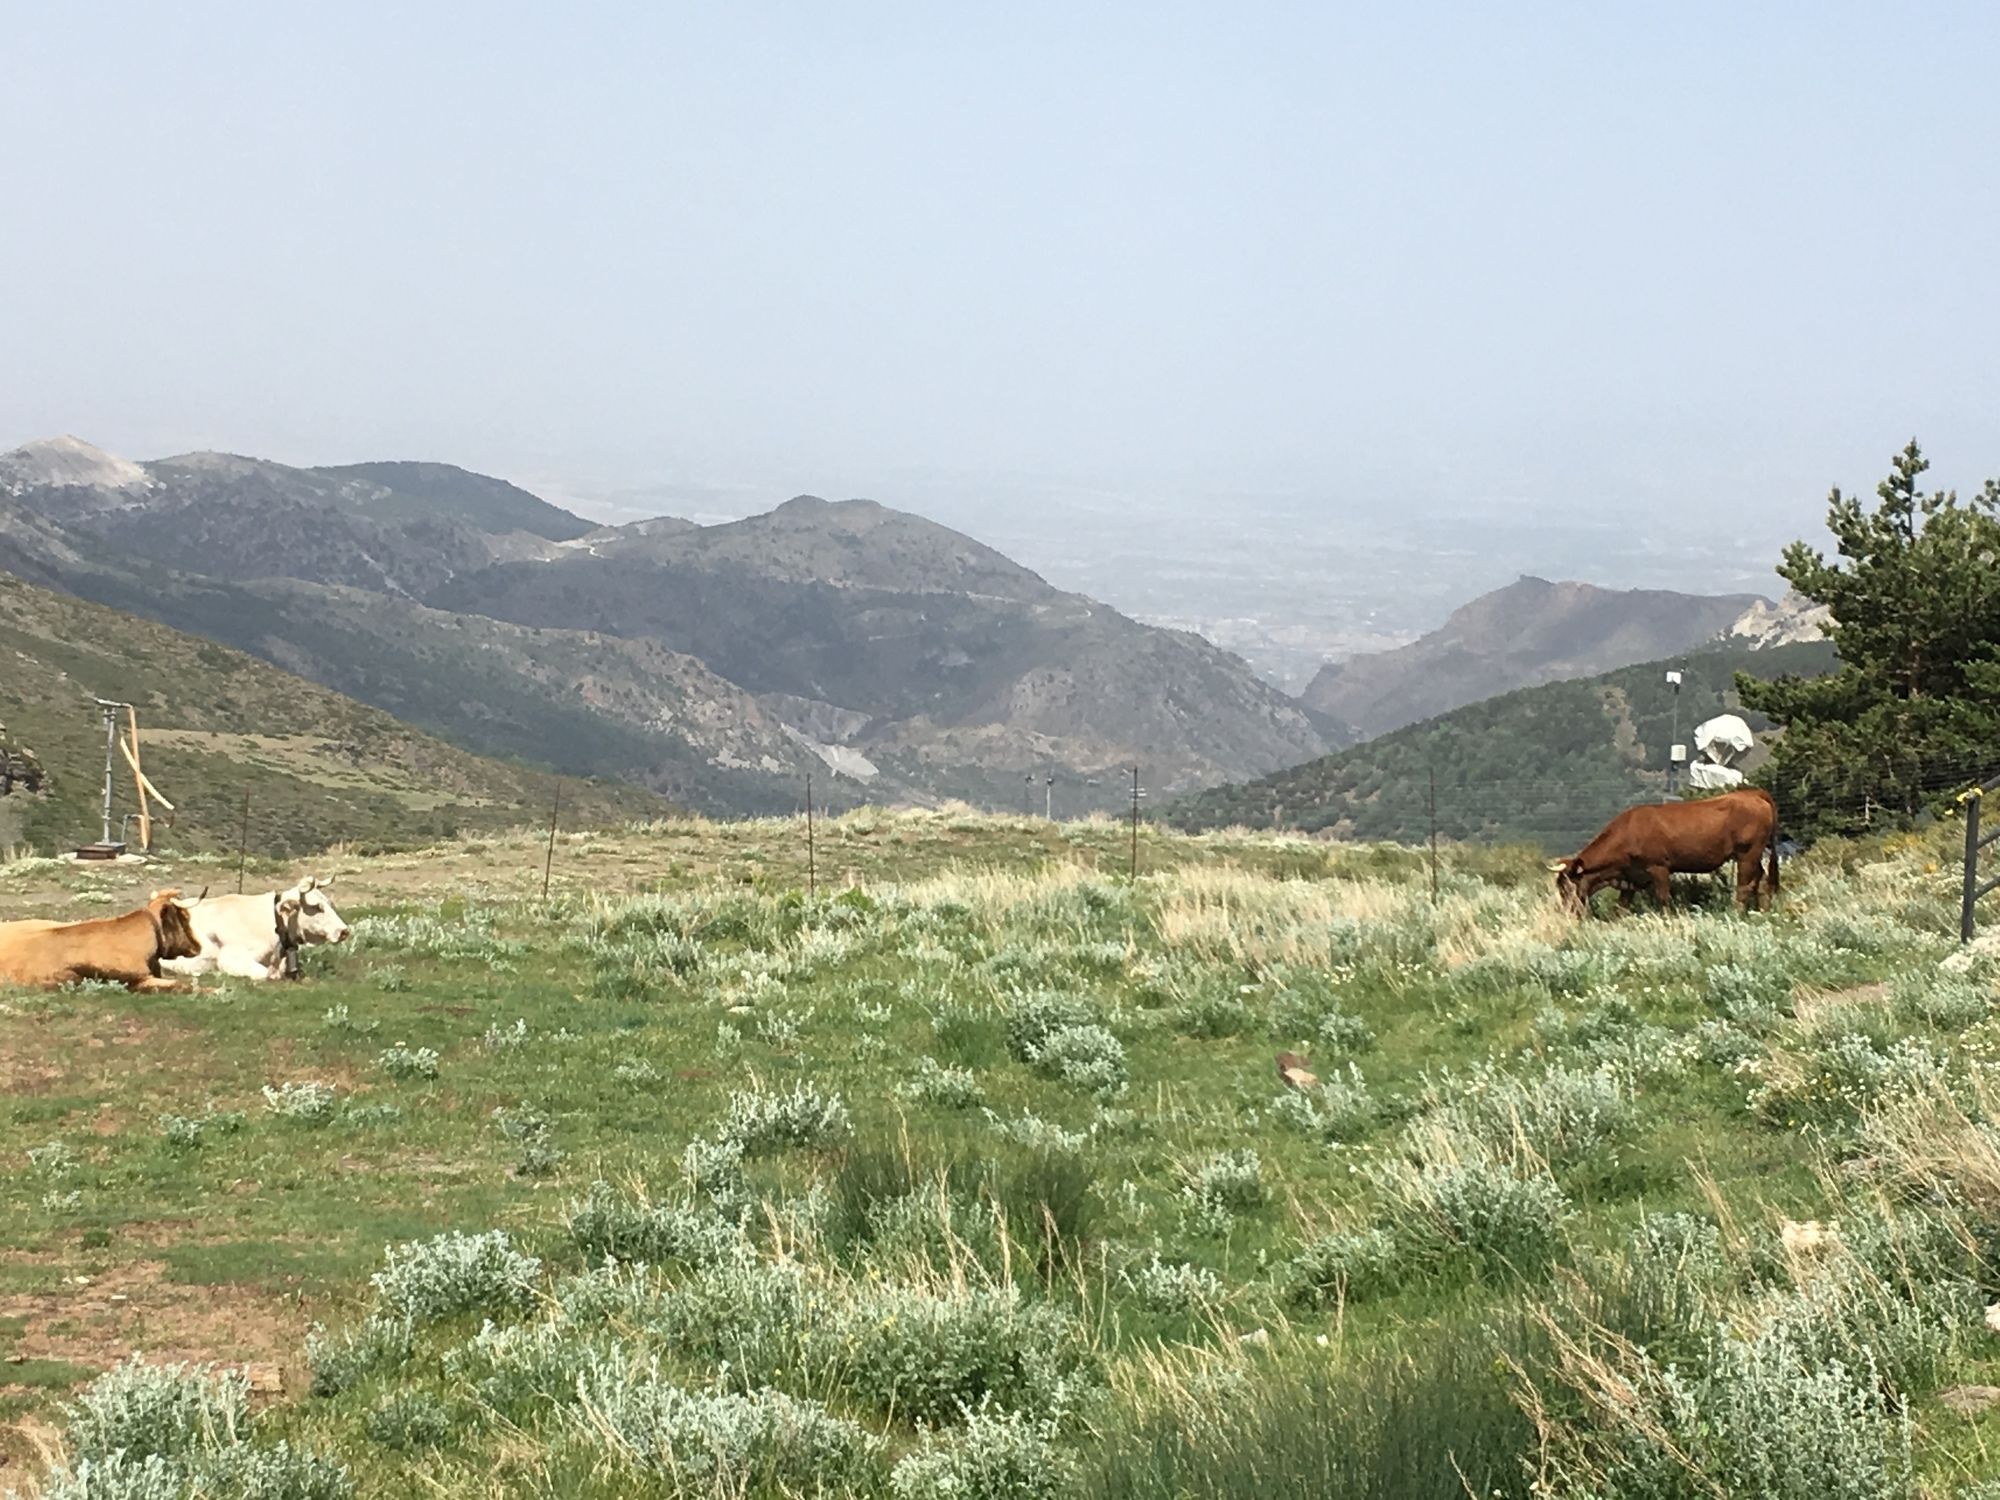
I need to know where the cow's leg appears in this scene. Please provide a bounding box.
[131,976,191,994]
[1649,865,1673,911]
[1734,850,1762,912]
[218,949,276,981]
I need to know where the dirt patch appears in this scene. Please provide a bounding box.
[0,1256,302,1390]
[0,1048,62,1097]
[1793,981,1890,1025]
[0,1012,174,1101]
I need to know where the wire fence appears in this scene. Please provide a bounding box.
[1168,751,2000,856]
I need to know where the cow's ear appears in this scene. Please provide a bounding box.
[278,896,301,918]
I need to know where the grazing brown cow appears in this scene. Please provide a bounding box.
[0,890,203,991]
[1551,788,1779,915]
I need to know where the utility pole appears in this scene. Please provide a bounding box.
[1044,773,1055,822]
[805,773,817,901]
[1128,767,1144,879]
[1427,765,1439,906]
[1023,773,1034,818]
[236,789,252,894]
[96,701,122,845]
[541,779,562,901]
[1665,669,1684,800]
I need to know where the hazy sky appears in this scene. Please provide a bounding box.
[6,2,1998,545]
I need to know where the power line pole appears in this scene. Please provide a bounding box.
[1427,764,1439,906]
[541,779,562,901]
[236,789,252,895]
[1665,668,1684,800]
[805,773,817,901]
[95,700,125,846]
[1128,767,1144,880]
[1044,774,1055,822]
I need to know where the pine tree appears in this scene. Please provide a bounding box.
[1738,441,2000,836]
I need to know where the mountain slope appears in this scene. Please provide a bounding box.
[1299,576,1769,740]
[1,439,583,600]
[0,573,667,857]
[2,440,1330,814]
[434,496,1331,802]
[316,460,594,541]
[1167,639,1837,850]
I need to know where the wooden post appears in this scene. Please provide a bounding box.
[125,708,150,852]
[542,779,563,901]
[805,774,816,901]
[1427,765,1439,906]
[1129,767,1141,880]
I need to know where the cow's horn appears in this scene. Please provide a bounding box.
[194,885,209,904]
[1545,858,1571,873]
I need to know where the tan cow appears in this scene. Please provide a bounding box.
[0,890,203,991]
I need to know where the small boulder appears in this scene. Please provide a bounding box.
[1275,1051,1318,1092]
[1942,931,2000,975]
[1938,1384,2000,1418]
[242,1363,284,1395]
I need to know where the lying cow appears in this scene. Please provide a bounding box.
[1552,787,1779,915]
[0,890,202,991]
[162,876,353,982]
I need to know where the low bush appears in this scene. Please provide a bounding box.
[891,1402,1071,1500]
[261,1082,338,1124]
[901,1055,988,1110]
[1005,993,1100,1061]
[305,1317,416,1398]
[574,1361,880,1493]
[376,1045,440,1081]
[369,1231,540,1326]
[1285,1227,1404,1306]
[1372,1143,1569,1281]
[1024,1024,1129,1101]
[363,1392,452,1451]
[719,1081,853,1157]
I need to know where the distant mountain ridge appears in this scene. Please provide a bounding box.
[1299,576,1771,740]
[1169,638,1839,850]
[0,436,1330,815]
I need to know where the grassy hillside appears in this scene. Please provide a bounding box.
[1167,640,1838,849]
[0,572,667,856]
[0,809,1990,1499]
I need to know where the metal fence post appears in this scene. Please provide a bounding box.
[1966,790,1982,944]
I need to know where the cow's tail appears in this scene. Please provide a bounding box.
[1766,828,1781,904]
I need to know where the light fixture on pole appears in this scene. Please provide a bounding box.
[1665,669,1684,799]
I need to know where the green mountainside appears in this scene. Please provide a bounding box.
[1164,640,1838,850]
[0,573,666,857]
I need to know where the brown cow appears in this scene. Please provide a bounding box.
[1551,788,1779,915]
[0,890,203,991]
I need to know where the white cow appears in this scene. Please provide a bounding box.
[162,877,352,982]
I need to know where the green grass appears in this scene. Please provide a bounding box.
[0,808,1994,1497]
